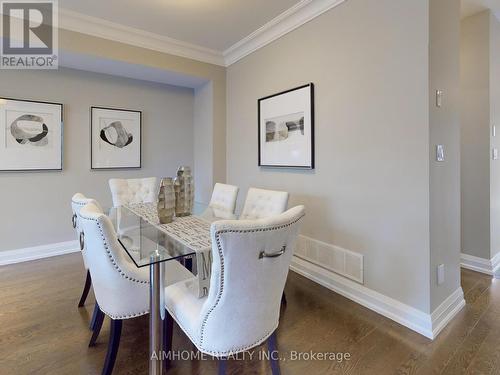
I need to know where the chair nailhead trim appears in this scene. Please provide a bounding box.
[165,307,277,357]
[197,213,304,355]
[80,215,149,285]
[74,198,151,305]
[99,306,149,320]
[96,220,149,285]
[165,306,201,350]
[78,213,150,319]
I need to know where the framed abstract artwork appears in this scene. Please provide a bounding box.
[0,97,63,171]
[91,106,142,169]
[258,83,315,169]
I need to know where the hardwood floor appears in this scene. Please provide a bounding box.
[1,254,500,374]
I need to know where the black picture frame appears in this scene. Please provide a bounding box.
[258,83,315,169]
[0,97,63,172]
[90,106,142,170]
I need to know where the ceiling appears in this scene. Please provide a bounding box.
[55,0,497,67]
[59,0,301,51]
[461,0,500,19]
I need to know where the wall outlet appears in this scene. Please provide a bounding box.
[493,125,496,137]
[437,264,445,285]
[493,148,498,160]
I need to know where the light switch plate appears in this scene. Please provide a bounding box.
[436,90,443,108]
[436,145,445,162]
[494,149,499,160]
[493,125,496,137]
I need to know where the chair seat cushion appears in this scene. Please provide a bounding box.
[165,262,196,286]
[165,277,206,346]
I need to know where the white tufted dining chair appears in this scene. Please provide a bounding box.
[78,202,194,375]
[240,187,290,306]
[240,187,289,220]
[164,205,305,374]
[72,194,108,335]
[108,177,158,207]
[204,183,239,220]
[71,193,103,309]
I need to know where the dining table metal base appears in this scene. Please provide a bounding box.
[149,255,165,375]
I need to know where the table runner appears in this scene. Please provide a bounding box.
[125,203,212,298]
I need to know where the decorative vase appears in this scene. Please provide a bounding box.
[157,177,175,224]
[174,166,194,217]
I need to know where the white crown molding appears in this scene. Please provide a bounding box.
[58,9,225,67]
[0,240,79,266]
[291,256,465,339]
[58,1,348,68]
[223,0,348,66]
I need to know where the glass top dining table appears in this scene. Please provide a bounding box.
[109,202,210,268]
[108,201,212,375]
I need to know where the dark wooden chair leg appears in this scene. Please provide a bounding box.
[163,310,174,370]
[89,309,105,347]
[78,270,92,307]
[218,358,227,375]
[281,292,287,307]
[102,319,122,375]
[90,302,100,330]
[267,331,281,375]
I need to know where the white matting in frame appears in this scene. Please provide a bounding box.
[91,107,142,169]
[258,83,314,169]
[0,98,63,171]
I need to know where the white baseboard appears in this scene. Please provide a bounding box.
[430,287,465,338]
[0,241,79,266]
[291,256,465,340]
[460,252,500,275]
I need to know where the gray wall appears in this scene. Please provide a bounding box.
[460,11,499,261]
[490,14,500,258]
[227,0,432,312]
[0,67,194,251]
[460,12,491,260]
[58,28,227,207]
[429,0,461,311]
[194,81,214,203]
